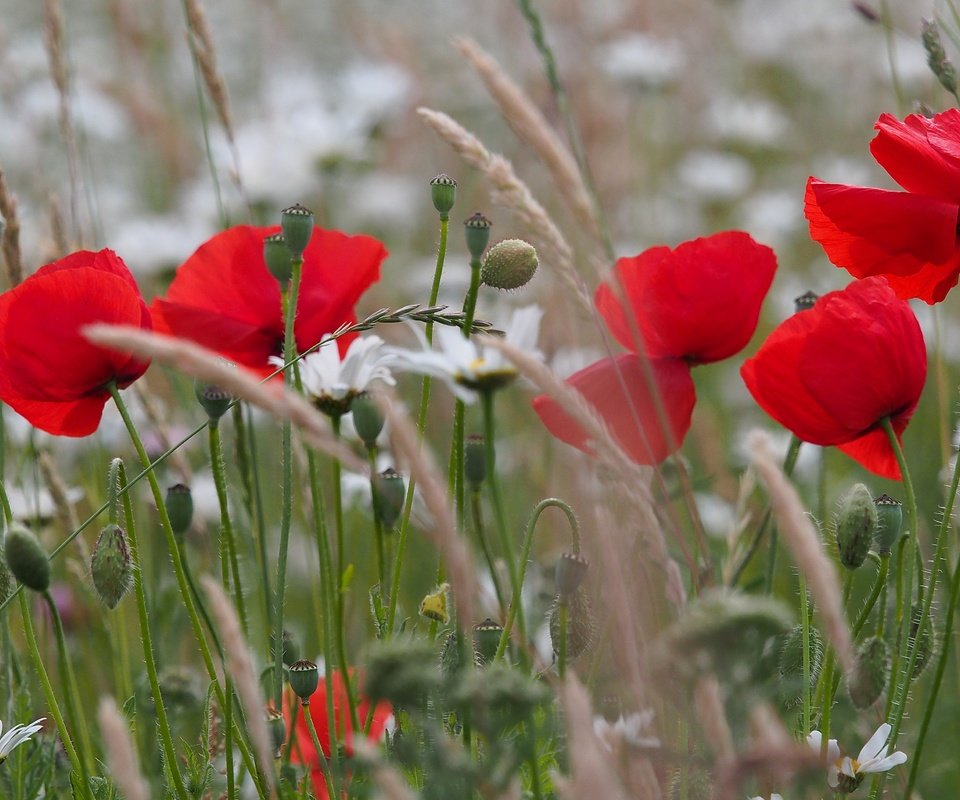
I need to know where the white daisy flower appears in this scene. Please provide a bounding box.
[747,795,783,800]
[271,335,396,416]
[593,710,660,751]
[386,306,543,403]
[0,717,45,763]
[807,724,906,793]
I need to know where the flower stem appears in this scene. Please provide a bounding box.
[303,704,335,796]
[210,420,248,636]
[367,447,386,592]
[470,489,506,613]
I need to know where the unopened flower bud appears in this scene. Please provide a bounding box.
[910,603,937,679]
[267,708,285,756]
[480,239,539,291]
[373,468,405,530]
[0,541,11,604]
[464,212,492,261]
[794,290,818,312]
[835,483,876,570]
[5,524,50,593]
[280,203,314,260]
[847,635,889,709]
[419,583,449,624]
[263,233,292,283]
[351,392,384,449]
[288,660,319,703]
[555,552,589,598]
[165,484,194,540]
[281,629,300,667]
[778,623,823,706]
[430,173,457,218]
[91,524,132,610]
[873,494,902,555]
[473,617,503,665]
[923,19,958,95]
[549,589,595,661]
[195,379,233,421]
[464,434,486,490]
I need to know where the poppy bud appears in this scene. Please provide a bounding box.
[0,540,11,604]
[847,635,889,709]
[373,468,405,530]
[480,239,539,291]
[555,552,589,598]
[922,19,958,95]
[873,494,902,555]
[909,603,937,679]
[91,524,132,610]
[351,392,384,449]
[464,212,492,261]
[280,203,314,260]
[473,617,503,665]
[464,434,486,490]
[794,290,818,312]
[549,589,595,661]
[281,629,300,667]
[165,484,194,540]
[439,630,463,676]
[263,233,292,283]
[419,583,450,624]
[288,659,319,704]
[195,379,233,422]
[267,708,285,756]
[4,524,49,593]
[778,623,823,706]
[835,483,876,570]
[430,173,457,218]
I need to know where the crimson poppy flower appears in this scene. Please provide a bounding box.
[0,249,151,437]
[151,225,387,372]
[534,231,775,465]
[805,109,960,304]
[741,277,926,479]
[286,671,392,800]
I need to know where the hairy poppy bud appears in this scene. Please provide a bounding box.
[464,434,486,490]
[473,617,503,665]
[267,708,285,756]
[910,603,937,679]
[430,173,457,218]
[419,583,449,624]
[281,629,300,667]
[165,484,194,540]
[263,233,291,283]
[835,483,876,570]
[464,212,492,261]
[480,239,539,290]
[4,524,49,593]
[555,552,589,598]
[351,392,384,449]
[778,623,823,706]
[847,635,889,709]
[373,468,405,530]
[873,494,902,555]
[195,379,232,421]
[280,203,314,260]
[288,660,319,704]
[549,589,595,661]
[91,524,132,610]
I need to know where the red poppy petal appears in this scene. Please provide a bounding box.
[836,422,904,480]
[879,255,960,304]
[799,278,926,433]
[532,354,695,465]
[595,246,673,353]
[2,394,109,438]
[871,110,960,201]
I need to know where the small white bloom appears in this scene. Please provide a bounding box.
[747,795,783,800]
[0,717,45,763]
[593,711,660,751]
[386,306,543,403]
[807,724,906,792]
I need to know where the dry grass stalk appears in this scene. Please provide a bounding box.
[747,430,854,672]
[98,697,150,800]
[47,193,68,260]
[183,0,233,137]
[693,676,735,762]
[37,451,81,546]
[83,325,365,473]
[202,576,276,796]
[375,391,477,630]
[417,107,594,313]
[454,37,604,255]
[0,169,23,286]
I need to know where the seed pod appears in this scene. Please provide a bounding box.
[464,212,492,260]
[548,588,595,661]
[267,708,286,756]
[373,469,405,530]
[847,635,889,709]
[473,618,503,665]
[794,290,818,312]
[351,392,384,449]
[778,624,823,706]
[5,524,50,593]
[464,434,486,490]
[480,239,538,290]
[165,484,194,539]
[430,173,457,218]
[281,629,300,667]
[835,483,876,570]
[280,203,314,260]
[195,379,232,421]
[288,660,319,704]
[91,524,133,610]
[873,494,902,555]
[555,552,589,598]
[263,233,291,283]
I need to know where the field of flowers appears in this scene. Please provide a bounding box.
[1,1,959,798]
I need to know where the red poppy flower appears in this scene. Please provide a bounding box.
[286,671,392,800]
[0,249,151,437]
[805,109,960,304]
[594,231,777,363]
[151,225,387,372]
[740,277,926,479]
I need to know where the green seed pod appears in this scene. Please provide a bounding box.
[555,552,589,599]
[281,629,300,667]
[794,290,818,312]
[419,583,449,624]
[5,524,50,593]
[263,233,292,283]
[165,484,194,540]
[288,660,319,704]
[350,392,384,449]
[0,539,11,604]
[280,203,314,260]
[464,212,492,261]
[195,379,232,421]
[835,483,877,570]
[910,603,937,679]
[464,434,486,490]
[777,624,823,706]
[847,635,889,709]
[480,239,539,291]
[549,588,595,661]
[91,524,132,610]
[873,494,903,555]
[430,173,457,218]
[373,468,405,530]
[473,617,504,665]
[267,708,286,755]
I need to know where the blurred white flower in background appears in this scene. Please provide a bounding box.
[600,32,686,89]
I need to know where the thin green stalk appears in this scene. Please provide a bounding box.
[178,539,224,657]
[799,574,812,735]
[303,705,335,797]
[852,555,889,639]
[470,489,506,613]
[210,421,249,635]
[225,674,235,800]
[367,447,386,591]
[818,573,854,747]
